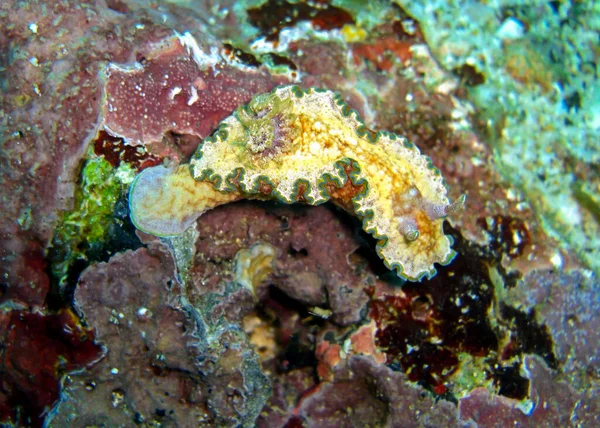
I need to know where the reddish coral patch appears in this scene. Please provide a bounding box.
[349,321,386,364]
[103,36,277,146]
[315,340,341,381]
[247,0,354,42]
[93,130,161,171]
[0,239,50,308]
[0,310,104,427]
[352,36,413,71]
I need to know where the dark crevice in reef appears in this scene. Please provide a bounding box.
[447,224,557,389]
[288,246,309,258]
[262,53,298,70]
[453,63,486,86]
[367,223,558,400]
[222,43,261,67]
[369,224,498,397]
[267,284,313,319]
[46,192,143,310]
[453,216,526,289]
[492,363,530,400]
[350,242,391,278]
[94,130,161,169]
[330,204,393,277]
[279,334,318,373]
[256,285,323,376]
[221,42,299,79]
[500,303,558,369]
[476,215,531,260]
[247,0,354,42]
[45,256,88,310]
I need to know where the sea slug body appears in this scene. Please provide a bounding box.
[129,85,465,281]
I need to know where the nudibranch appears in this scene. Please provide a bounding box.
[129,86,465,280]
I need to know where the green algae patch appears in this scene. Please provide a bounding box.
[397,1,600,275]
[451,353,494,398]
[50,156,136,289]
[572,180,600,226]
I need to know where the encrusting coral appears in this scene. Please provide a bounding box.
[129,86,465,280]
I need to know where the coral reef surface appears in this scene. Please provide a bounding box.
[0,0,598,427]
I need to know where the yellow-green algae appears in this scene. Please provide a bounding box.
[51,156,135,286]
[129,86,465,281]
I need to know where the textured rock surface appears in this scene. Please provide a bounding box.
[190,202,371,326]
[103,34,279,149]
[500,269,600,388]
[459,355,600,427]
[295,356,460,427]
[51,244,269,427]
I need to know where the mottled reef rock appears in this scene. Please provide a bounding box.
[52,244,269,427]
[0,0,598,427]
